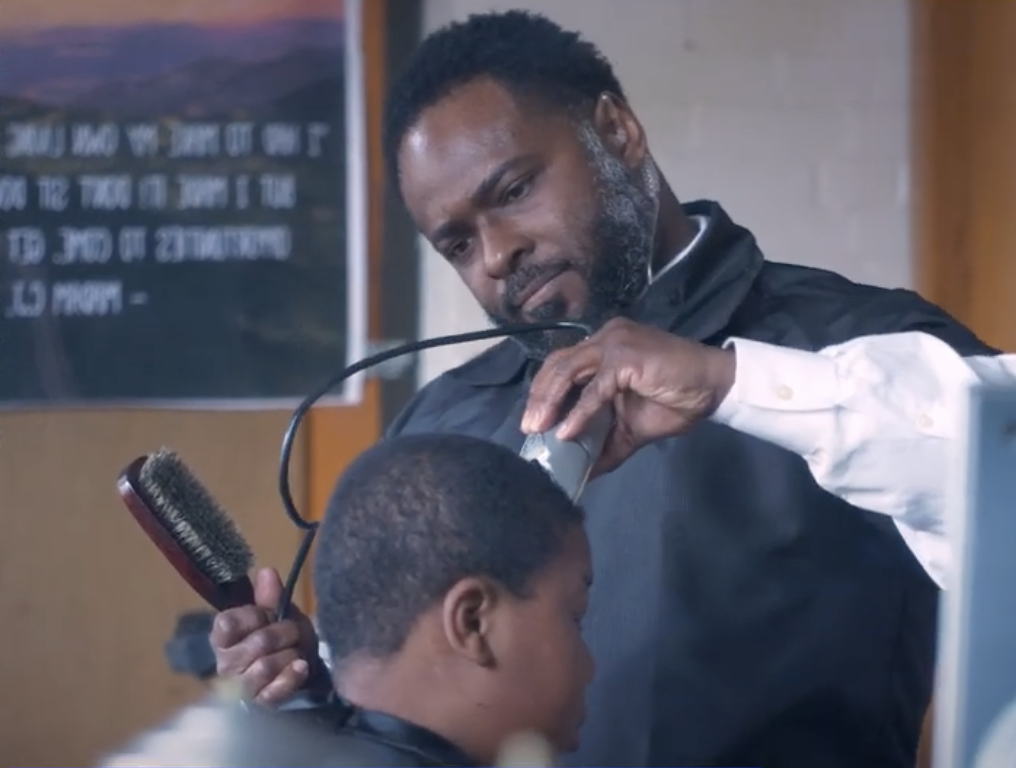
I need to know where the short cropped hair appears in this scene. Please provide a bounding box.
[382,10,625,180]
[313,432,584,663]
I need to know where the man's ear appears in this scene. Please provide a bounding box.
[440,576,500,668]
[591,92,648,169]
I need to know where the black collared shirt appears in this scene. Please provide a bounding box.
[387,200,996,767]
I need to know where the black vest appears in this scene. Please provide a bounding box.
[388,200,996,767]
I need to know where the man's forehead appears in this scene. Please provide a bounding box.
[398,81,564,218]
[401,101,522,185]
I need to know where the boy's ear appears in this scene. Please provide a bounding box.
[441,576,500,667]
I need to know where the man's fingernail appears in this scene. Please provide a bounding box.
[292,659,309,674]
[213,613,233,633]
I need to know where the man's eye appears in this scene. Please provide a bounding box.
[502,178,531,204]
[446,240,470,260]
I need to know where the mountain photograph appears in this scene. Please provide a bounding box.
[0,0,359,404]
[0,15,346,118]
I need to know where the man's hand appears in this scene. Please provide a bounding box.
[521,317,736,475]
[210,567,326,706]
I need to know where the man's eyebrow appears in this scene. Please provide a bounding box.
[430,218,471,247]
[429,155,538,244]
[471,155,537,204]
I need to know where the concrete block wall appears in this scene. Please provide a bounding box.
[414,0,912,385]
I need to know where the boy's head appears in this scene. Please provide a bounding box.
[313,433,594,764]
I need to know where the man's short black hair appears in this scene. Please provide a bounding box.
[313,432,585,664]
[382,10,625,181]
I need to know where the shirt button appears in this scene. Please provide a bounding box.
[776,384,794,401]
[917,413,934,430]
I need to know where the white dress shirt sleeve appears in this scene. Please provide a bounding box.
[710,331,1016,590]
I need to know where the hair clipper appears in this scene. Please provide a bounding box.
[519,400,614,502]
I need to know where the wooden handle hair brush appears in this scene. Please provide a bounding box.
[117,448,255,611]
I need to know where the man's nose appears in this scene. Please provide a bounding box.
[480,225,533,280]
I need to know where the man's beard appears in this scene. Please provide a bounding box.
[487,123,660,359]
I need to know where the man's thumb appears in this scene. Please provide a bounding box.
[253,567,284,610]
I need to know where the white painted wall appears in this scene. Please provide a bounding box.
[414,0,912,386]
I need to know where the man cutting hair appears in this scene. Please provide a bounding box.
[212,11,1014,767]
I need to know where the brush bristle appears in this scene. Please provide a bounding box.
[137,448,254,584]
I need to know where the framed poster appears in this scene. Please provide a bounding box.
[0,0,368,409]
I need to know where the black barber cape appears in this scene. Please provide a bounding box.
[292,697,478,767]
[388,201,997,768]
